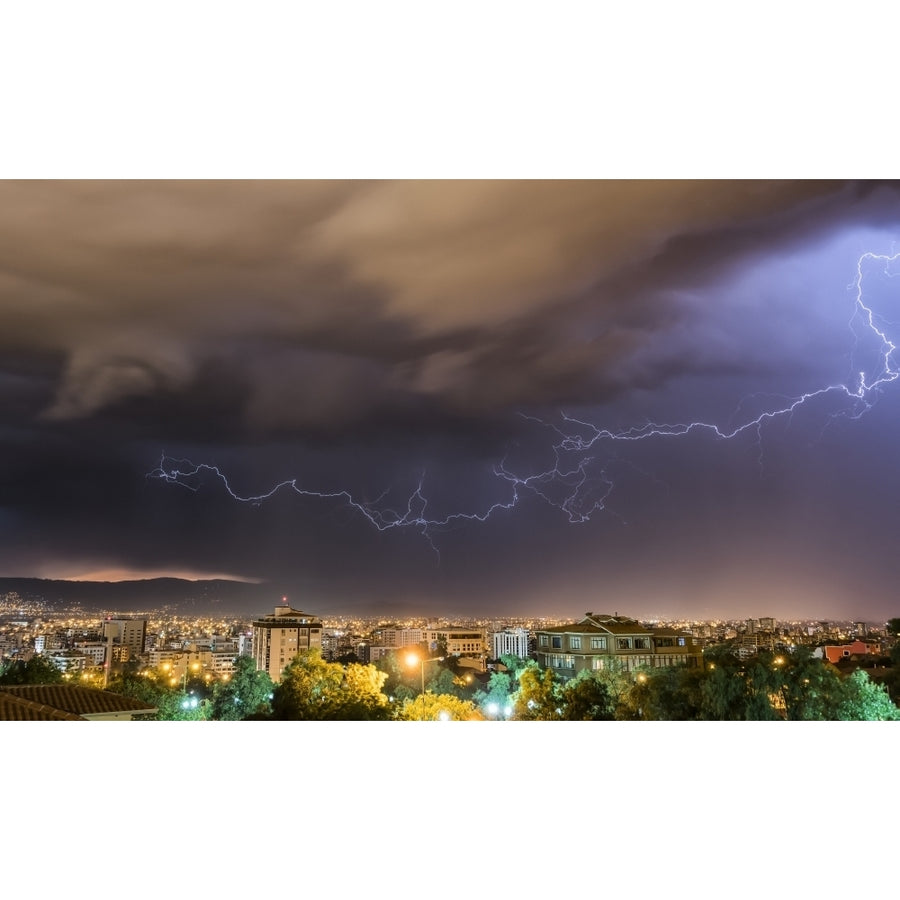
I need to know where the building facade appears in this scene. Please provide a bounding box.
[424,627,486,658]
[252,606,323,682]
[102,618,147,661]
[534,612,701,678]
[491,627,531,660]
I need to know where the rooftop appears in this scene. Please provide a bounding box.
[0,685,158,720]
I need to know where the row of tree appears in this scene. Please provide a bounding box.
[503,647,898,720]
[6,642,899,721]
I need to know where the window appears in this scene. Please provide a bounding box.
[590,637,607,650]
[677,637,686,646]
[570,636,581,650]
[551,636,562,649]
[540,635,549,647]
[617,638,632,650]
[634,638,648,650]
[592,657,605,670]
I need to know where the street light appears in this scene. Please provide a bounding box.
[161,653,202,692]
[485,702,512,720]
[405,652,444,694]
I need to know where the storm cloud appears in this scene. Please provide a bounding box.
[3,180,900,620]
[0,179,873,430]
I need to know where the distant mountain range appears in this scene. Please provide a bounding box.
[0,577,282,617]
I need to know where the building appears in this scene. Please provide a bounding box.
[424,627,486,658]
[252,606,323,682]
[102,618,147,663]
[372,626,425,648]
[45,649,89,674]
[491,627,530,660]
[819,639,882,665]
[533,612,701,679]
[73,640,108,667]
[148,648,212,684]
[0,685,157,721]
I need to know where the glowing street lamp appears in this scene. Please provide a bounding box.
[485,702,512,720]
[405,651,444,695]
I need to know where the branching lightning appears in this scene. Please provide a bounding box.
[148,251,900,552]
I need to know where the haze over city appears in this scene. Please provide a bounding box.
[2,180,900,621]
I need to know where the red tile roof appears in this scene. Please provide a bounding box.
[0,685,157,719]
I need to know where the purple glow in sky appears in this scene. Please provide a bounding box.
[2,180,900,620]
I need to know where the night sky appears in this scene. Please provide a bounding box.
[3,180,900,620]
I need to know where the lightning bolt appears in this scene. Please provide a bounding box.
[148,251,900,553]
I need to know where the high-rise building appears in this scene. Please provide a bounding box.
[252,606,323,682]
[491,628,530,660]
[102,618,147,660]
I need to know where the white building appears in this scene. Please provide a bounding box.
[46,650,88,674]
[372,627,425,648]
[424,627,485,658]
[73,641,107,666]
[252,606,323,682]
[491,628,530,660]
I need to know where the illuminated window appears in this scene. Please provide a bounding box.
[590,637,607,650]
[540,635,549,647]
[570,636,581,650]
[677,637,686,646]
[617,638,632,650]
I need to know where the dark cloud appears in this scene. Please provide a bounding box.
[3,180,900,619]
[0,179,871,433]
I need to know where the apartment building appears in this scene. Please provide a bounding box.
[534,612,701,678]
[252,606,323,682]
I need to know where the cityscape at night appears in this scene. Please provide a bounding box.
[4,6,899,891]
[4,180,900,625]
[4,179,900,723]
[2,583,899,722]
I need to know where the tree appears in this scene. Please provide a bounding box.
[474,670,514,713]
[425,666,464,698]
[0,655,65,685]
[209,656,274,721]
[836,669,900,720]
[373,649,425,702]
[105,670,211,721]
[271,649,391,720]
[512,663,559,720]
[397,693,485,721]
[588,656,634,719]
[698,652,757,720]
[499,653,529,674]
[776,648,845,721]
[638,665,706,721]
[556,669,614,720]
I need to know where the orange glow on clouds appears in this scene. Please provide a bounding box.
[41,565,262,583]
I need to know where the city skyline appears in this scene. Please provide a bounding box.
[3,181,900,621]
